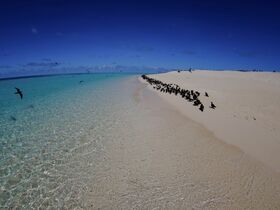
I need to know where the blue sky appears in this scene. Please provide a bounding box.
[0,0,280,77]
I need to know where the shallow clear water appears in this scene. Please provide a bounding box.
[0,73,137,209]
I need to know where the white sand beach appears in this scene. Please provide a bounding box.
[140,70,280,172]
[84,76,280,209]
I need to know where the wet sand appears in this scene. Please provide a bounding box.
[84,77,280,209]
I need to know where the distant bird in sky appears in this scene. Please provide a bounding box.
[14,87,23,99]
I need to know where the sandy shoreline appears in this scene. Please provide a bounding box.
[3,73,279,209]
[140,70,280,172]
[83,77,280,209]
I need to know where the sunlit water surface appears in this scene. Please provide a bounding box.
[0,73,138,209]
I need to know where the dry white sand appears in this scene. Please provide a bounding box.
[85,77,280,209]
[141,70,280,172]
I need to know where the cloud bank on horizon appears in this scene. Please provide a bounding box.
[0,0,280,77]
[0,62,167,78]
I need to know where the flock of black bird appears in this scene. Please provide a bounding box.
[141,74,216,112]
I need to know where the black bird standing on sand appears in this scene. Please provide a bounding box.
[210,102,216,109]
[193,100,201,106]
[14,87,23,99]
[205,92,209,97]
[199,104,204,112]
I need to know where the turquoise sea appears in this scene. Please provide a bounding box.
[0,73,139,209]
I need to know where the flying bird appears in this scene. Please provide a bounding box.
[14,87,23,99]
